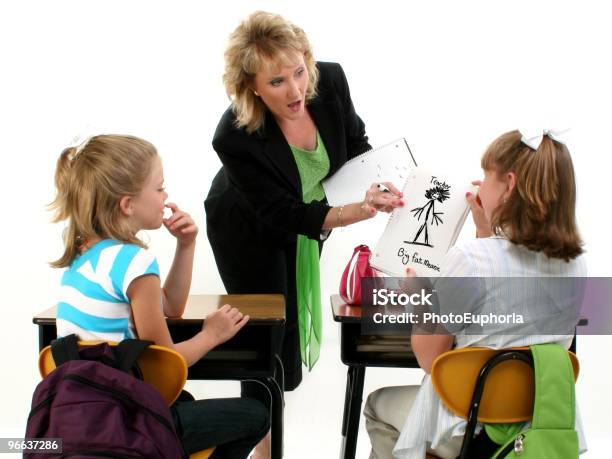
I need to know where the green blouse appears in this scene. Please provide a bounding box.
[289,130,330,370]
[290,130,330,204]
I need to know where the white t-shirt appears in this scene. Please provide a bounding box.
[393,236,587,458]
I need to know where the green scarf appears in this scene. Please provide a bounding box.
[290,131,329,370]
[296,235,322,369]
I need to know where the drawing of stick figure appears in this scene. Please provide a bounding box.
[405,185,450,247]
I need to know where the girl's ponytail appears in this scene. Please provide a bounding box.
[50,146,77,222]
[49,147,82,268]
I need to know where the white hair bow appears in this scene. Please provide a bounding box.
[68,124,98,155]
[519,128,570,150]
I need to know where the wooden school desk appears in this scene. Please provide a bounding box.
[33,294,286,459]
[331,294,587,459]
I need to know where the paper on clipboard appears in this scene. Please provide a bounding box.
[322,138,417,206]
[370,167,476,277]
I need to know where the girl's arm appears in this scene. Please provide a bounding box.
[161,203,198,318]
[411,334,454,374]
[162,241,195,318]
[129,275,248,366]
[404,267,454,374]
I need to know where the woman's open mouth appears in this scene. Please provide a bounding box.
[287,100,302,112]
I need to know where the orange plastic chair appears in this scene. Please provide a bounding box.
[427,346,579,458]
[39,341,215,459]
[431,347,579,423]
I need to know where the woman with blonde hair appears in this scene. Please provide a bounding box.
[205,10,404,456]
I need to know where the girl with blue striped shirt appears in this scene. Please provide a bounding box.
[50,134,268,458]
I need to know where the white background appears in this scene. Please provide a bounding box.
[1,1,611,457]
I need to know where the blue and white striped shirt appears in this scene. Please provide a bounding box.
[56,239,160,342]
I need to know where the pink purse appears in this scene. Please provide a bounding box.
[339,245,377,305]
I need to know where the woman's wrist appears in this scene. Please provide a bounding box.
[336,205,345,227]
[341,202,373,226]
[352,201,374,222]
[323,201,374,230]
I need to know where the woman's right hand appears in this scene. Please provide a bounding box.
[361,182,404,216]
[323,182,405,229]
[466,180,492,238]
[202,304,249,347]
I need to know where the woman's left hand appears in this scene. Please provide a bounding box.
[163,203,199,246]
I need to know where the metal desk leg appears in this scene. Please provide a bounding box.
[275,354,285,397]
[341,366,352,437]
[265,376,284,459]
[251,376,284,459]
[340,365,366,459]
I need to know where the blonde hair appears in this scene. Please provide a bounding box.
[49,135,158,268]
[223,10,319,133]
[481,130,583,261]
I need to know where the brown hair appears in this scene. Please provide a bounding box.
[49,135,158,268]
[223,10,319,133]
[481,130,583,261]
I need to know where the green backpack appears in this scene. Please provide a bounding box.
[485,344,579,458]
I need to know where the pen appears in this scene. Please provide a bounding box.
[377,183,394,194]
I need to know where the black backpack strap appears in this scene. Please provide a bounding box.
[50,334,81,367]
[114,339,153,374]
[459,350,533,459]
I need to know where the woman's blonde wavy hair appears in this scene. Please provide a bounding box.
[49,134,158,268]
[223,11,319,133]
[481,130,583,261]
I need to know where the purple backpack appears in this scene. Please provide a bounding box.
[25,334,186,459]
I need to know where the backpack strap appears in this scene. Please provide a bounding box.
[114,339,154,374]
[530,344,575,430]
[461,350,533,457]
[50,334,80,366]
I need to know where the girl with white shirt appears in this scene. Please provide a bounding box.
[364,129,586,458]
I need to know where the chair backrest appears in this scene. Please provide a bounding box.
[39,340,188,405]
[430,346,579,423]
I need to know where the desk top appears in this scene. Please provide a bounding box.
[331,294,363,323]
[33,294,286,326]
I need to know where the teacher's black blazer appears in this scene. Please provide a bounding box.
[205,61,371,248]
